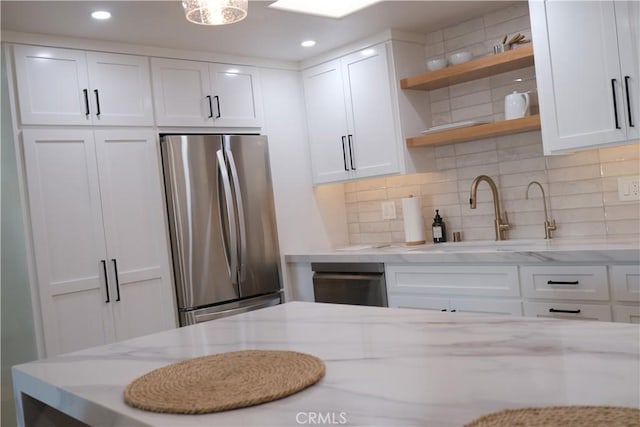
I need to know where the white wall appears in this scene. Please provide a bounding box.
[258,67,348,300]
[1,47,39,427]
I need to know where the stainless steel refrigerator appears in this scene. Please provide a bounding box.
[160,134,282,326]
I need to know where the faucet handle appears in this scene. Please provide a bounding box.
[501,211,510,228]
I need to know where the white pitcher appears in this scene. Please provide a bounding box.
[504,91,530,120]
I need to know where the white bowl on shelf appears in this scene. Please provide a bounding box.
[448,51,473,65]
[426,58,447,71]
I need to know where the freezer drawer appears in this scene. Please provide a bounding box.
[180,292,282,326]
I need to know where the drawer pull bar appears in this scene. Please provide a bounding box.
[547,280,579,285]
[549,308,581,314]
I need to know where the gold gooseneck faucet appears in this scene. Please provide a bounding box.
[469,175,510,241]
[526,181,556,239]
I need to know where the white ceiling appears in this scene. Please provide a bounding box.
[1,1,511,63]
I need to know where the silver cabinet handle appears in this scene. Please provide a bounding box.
[216,149,238,285]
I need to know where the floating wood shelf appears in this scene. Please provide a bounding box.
[406,115,541,147]
[400,45,534,91]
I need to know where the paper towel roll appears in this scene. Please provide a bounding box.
[402,196,426,245]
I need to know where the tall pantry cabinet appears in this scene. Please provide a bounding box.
[10,45,176,356]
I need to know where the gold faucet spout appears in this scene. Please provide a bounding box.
[526,181,556,239]
[469,175,509,241]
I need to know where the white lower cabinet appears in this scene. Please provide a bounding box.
[386,265,522,316]
[22,128,176,356]
[386,263,638,323]
[389,294,522,316]
[610,265,640,323]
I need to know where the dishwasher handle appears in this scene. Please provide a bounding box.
[313,273,384,281]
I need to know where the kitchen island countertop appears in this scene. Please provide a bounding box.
[12,302,640,426]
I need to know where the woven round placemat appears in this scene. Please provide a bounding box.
[123,350,325,414]
[465,406,640,427]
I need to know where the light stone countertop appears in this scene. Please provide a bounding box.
[285,237,640,264]
[12,302,640,426]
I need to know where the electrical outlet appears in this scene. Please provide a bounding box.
[618,176,640,201]
[381,201,396,220]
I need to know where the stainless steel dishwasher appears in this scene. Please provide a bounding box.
[311,263,387,307]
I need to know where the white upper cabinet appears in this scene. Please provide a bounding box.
[13,45,154,126]
[86,53,154,126]
[529,0,639,154]
[151,58,263,128]
[302,59,351,183]
[302,42,401,184]
[22,128,176,356]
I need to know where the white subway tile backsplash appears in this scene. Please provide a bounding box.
[545,150,600,169]
[450,90,492,110]
[344,10,639,245]
[605,220,640,236]
[357,189,387,202]
[444,29,486,52]
[483,3,530,27]
[456,150,499,168]
[449,78,491,98]
[443,17,485,40]
[498,157,546,175]
[550,193,604,210]
[548,178,603,196]
[601,159,640,177]
[451,103,493,122]
[546,164,602,182]
[599,144,640,162]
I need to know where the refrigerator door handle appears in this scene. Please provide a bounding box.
[225,147,248,286]
[216,149,239,285]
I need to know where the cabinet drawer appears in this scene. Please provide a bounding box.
[612,305,640,324]
[611,265,640,302]
[451,299,522,317]
[523,302,612,322]
[520,266,608,301]
[386,265,520,297]
[389,295,449,312]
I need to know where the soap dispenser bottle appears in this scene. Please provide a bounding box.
[432,210,447,243]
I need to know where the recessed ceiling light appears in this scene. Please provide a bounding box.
[269,0,381,19]
[301,40,316,48]
[91,10,111,20]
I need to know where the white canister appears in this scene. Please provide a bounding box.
[504,91,530,120]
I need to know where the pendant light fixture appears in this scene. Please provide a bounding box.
[182,0,248,25]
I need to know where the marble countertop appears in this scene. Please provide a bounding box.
[13,302,640,426]
[285,237,640,263]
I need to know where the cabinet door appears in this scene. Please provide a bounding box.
[22,129,114,356]
[302,59,351,184]
[13,45,91,126]
[93,130,176,341]
[209,64,263,127]
[86,52,154,126]
[342,44,400,179]
[150,58,212,127]
[615,1,639,140]
[530,0,627,153]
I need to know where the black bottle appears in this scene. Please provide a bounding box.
[432,209,447,243]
